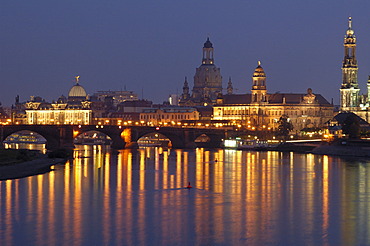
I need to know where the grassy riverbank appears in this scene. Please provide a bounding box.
[0,149,67,181]
[0,149,44,166]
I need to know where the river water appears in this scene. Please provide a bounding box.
[1,144,370,246]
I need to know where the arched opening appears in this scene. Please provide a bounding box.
[74,131,112,145]
[3,130,47,151]
[194,134,211,147]
[137,133,172,148]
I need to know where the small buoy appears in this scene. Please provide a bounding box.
[215,159,218,162]
[187,182,192,189]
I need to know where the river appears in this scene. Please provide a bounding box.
[1,144,370,245]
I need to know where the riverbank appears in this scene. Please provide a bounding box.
[0,149,67,181]
[0,156,66,181]
[311,145,370,157]
[245,140,370,158]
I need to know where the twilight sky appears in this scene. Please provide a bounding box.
[1,0,369,107]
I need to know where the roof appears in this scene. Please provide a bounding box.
[68,83,87,98]
[334,112,370,127]
[219,93,332,106]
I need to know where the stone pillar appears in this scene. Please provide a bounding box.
[58,126,75,149]
[0,126,4,149]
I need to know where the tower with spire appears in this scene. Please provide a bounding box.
[188,37,222,106]
[340,17,360,111]
[227,77,233,95]
[251,61,267,103]
[180,77,190,102]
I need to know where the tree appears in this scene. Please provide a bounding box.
[276,115,294,141]
[342,114,361,139]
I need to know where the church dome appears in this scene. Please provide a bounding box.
[68,83,87,98]
[253,61,266,77]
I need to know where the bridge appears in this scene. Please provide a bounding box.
[0,125,229,150]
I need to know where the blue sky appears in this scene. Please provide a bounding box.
[1,0,369,106]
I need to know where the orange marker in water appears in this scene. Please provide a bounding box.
[187,182,192,189]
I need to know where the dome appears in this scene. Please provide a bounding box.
[68,83,87,98]
[253,61,266,77]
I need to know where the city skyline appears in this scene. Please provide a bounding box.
[1,0,369,107]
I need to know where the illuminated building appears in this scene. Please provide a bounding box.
[140,107,200,125]
[24,77,92,125]
[180,38,223,106]
[213,62,334,132]
[339,17,370,122]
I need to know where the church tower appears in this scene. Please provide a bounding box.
[340,17,360,111]
[227,77,233,95]
[251,61,267,103]
[180,77,190,101]
[191,38,223,105]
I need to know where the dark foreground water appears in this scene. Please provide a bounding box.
[1,145,370,246]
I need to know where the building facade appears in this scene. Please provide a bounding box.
[25,78,92,125]
[180,38,223,106]
[213,62,334,132]
[339,17,370,122]
[140,107,200,126]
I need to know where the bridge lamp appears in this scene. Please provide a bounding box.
[96,125,99,128]
[128,121,132,124]
[156,127,160,130]
[119,126,122,129]
[78,125,81,128]
[135,122,139,125]
[252,127,255,130]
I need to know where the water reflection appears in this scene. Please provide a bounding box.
[1,145,370,245]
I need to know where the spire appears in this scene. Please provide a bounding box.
[349,16,352,29]
[227,77,233,95]
[182,76,190,100]
[346,16,355,37]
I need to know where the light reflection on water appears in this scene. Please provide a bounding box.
[1,145,370,245]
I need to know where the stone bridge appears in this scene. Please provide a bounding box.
[0,125,228,150]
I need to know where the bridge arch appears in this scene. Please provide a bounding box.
[137,132,171,147]
[135,130,184,148]
[1,126,64,150]
[74,130,112,145]
[72,125,126,149]
[193,132,224,148]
